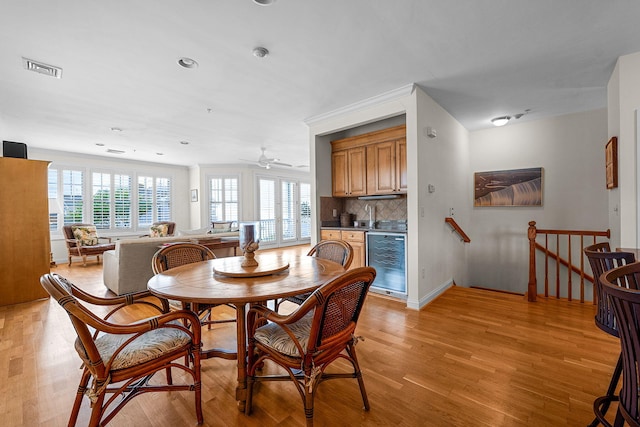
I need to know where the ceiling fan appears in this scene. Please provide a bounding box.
[241,147,293,169]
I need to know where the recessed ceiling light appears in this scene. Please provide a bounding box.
[95,143,105,146]
[253,0,276,5]
[110,127,122,132]
[156,152,164,156]
[177,57,199,69]
[252,47,269,58]
[180,141,190,145]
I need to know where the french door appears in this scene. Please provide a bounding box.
[257,176,310,247]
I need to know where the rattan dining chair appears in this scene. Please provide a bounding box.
[275,239,354,311]
[245,266,376,426]
[152,242,235,327]
[599,262,640,427]
[40,273,203,427]
[584,242,636,427]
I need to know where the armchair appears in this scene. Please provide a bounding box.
[140,221,176,238]
[40,273,203,427]
[63,223,116,266]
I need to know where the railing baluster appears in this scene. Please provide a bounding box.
[567,235,572,301]
[527,221,610,303]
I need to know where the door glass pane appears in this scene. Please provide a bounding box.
[259,178,276,244]
[300,182,311,239]
[281,181,296,241]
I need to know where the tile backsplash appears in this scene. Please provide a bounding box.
[320,196,407,223]
[346,198,407,222]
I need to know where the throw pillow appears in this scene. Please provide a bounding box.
[72,225,99,246]
[212,221,232,231]
[150,223,169,237]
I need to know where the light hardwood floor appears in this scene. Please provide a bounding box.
[0,245,620,426]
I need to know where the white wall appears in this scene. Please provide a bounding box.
[414,88,470,305]
[468,109,609,294]
[608,52,640,249]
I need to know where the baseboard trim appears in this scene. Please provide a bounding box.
[406,278,454,310]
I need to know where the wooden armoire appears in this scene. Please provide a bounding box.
[0,157,50,306]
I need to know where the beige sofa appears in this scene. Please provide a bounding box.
[103,232,238,295]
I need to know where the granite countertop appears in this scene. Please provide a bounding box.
[321,226,407,234]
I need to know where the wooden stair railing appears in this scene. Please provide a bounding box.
[527,221,610,302]
[445,217,470,243]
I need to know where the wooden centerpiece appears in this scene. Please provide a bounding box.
[240,221,260,267]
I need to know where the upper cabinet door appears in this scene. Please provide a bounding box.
[331,150,349,197]
[396,138,407,193]
[368,141,396,194]
[347,147,367,196]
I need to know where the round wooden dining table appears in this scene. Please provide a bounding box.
[147,253,346,410]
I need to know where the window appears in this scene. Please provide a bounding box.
[138,176,172,226]
[92,172,132,229]
[47,165,172,233]
[257,176,310,246]
[300,182,311,239]
[63,169,84,224]
[209,176,239,224]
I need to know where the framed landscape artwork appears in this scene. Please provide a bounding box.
[605,136,618,189]
[474,167,543,207]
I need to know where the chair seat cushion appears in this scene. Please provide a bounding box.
[75,324,191,370]
[254,312,313,357]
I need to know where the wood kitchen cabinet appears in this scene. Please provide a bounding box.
[0,157,51,306]
[331,146,366,197]
[331,124,406,197]
[320,229,366,270]
[366,137,407,194]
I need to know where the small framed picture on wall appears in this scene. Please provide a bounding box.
[605,137,618,189]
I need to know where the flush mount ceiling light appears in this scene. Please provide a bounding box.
[491,116,511,127]
[253,0,276,5]
[22,57,62,78]
[491,109,530,127]
[252,47,269,58]
[177,57,199,69]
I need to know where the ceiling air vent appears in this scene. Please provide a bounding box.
[22,57,62,79]
[106,149,125,154]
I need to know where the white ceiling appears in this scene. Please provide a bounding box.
[1,1,639,168]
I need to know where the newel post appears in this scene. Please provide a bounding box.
[527,221,537,302]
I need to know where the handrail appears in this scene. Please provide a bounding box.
[445,217,470,243]
[527,221,610,302]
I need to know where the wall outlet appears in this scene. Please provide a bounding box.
[332,209,338,217]
[449,207,455,217]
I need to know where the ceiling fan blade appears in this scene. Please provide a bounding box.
[271,161,293,167]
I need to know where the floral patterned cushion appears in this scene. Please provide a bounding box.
[74,325,191,370]
[150,223,169,237]
[254,312,314,357]
[72,225,99,246]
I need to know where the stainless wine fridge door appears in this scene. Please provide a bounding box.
[366,232,407,299]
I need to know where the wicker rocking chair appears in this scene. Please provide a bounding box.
[245,266,376,426]
[40,273,203,427]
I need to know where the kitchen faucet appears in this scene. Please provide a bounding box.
[365,204,375,229]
